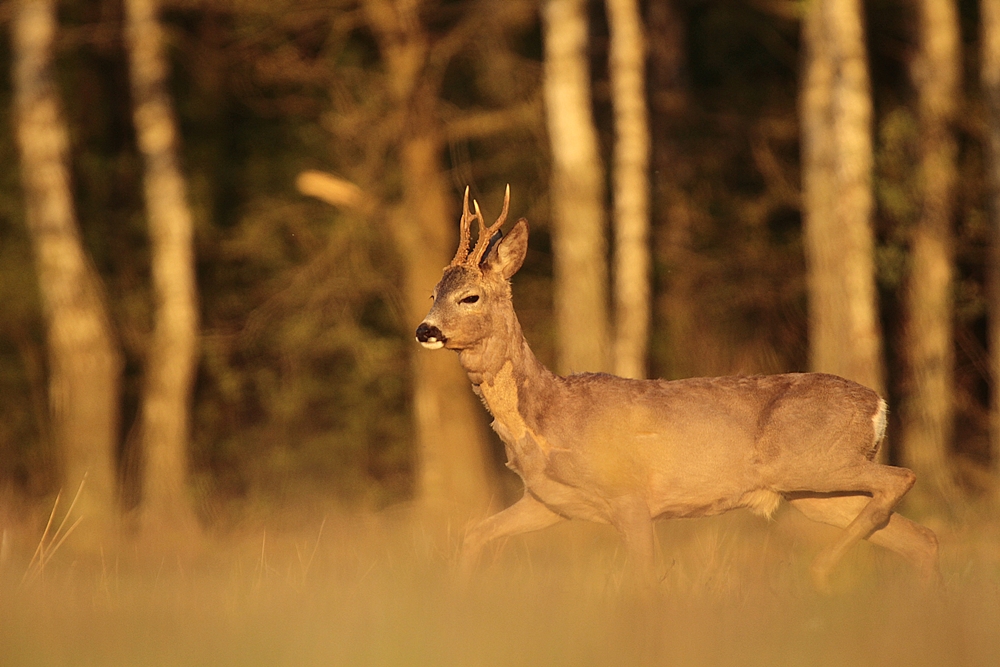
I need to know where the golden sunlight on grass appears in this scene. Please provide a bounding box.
[1,505,999,667]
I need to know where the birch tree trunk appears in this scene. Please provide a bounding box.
[606,0,651,379]
[12,0,121,535]
[982,0,1000,484]
[800,0,884,398]
[901,0,961,505]
[124,0,201,535]
[544,0,611,374]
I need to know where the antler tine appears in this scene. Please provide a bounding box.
[469,184,510,267]
[450,186,475,266]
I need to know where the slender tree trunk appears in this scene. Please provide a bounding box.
[543,0,611,374]
[901,0,961,506]
[800,0,884,398]
[365,0,496,517]
[982,0,1000,483]
[400,133,498,516]
[124,0,201,535]
[607,0,651,379]
[12,0,121,536]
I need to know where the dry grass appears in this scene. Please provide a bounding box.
[1,503,999,667]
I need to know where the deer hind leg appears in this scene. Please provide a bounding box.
[787,465,938,588]
[459,492,564,576]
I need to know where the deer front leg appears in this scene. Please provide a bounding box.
[459,492,564,576]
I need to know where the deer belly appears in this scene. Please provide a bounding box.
[647,464,779,519]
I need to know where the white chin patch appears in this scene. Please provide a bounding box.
[419,339,445,350]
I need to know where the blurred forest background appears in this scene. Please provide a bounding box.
[1,0,1000,550]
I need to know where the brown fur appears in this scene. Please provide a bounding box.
[416,199,939,589]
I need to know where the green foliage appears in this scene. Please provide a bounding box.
[875,106,920,290]
[170,4,417,510]
[194,203,411,508]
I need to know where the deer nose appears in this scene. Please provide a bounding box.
[415,322,446,349]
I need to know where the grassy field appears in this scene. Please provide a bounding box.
[1,503,999,667]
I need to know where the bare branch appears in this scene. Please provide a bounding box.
[296,170,378,214]
[443,98,543,142]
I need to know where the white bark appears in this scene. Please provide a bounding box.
[543,0,611,374]
[902,0,961,503]
[800,0,884,397]
[607,0,651,380]
[12,0,122,532]
[125,0,201,533]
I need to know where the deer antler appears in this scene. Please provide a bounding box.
[468,184,510,267]
[450,187,478,267]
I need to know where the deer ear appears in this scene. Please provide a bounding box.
[483,218,528,280]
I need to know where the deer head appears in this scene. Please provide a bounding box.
[415,186,528,354]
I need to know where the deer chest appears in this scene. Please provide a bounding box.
[495,421,614,524]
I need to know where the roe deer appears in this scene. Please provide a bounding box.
[415,187,939,588]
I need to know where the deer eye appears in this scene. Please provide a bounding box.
[459,294,480,304]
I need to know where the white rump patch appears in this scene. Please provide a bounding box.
[742,488,783,520]
[870,398,888,458]
[418,338,444,350]
[872,399,888,444]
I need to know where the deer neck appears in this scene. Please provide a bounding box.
[457,310,555,441]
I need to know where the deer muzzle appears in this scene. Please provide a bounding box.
[415,322,446,349]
